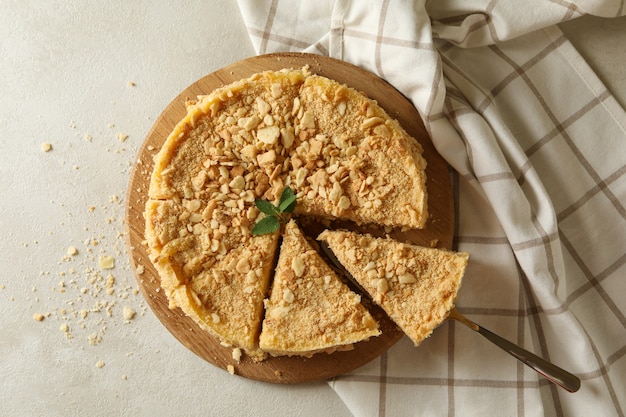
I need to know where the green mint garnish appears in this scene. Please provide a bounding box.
[251,186,296,235]
[277,186,296,214]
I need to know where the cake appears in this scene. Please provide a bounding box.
[259,220,380,357]
[144,67,429,359]
[318,229,468,346]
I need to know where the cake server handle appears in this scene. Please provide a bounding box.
[448,308,581,393]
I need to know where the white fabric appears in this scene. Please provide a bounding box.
[237,1,626,416]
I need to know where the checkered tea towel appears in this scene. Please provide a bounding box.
[238,1,626,416]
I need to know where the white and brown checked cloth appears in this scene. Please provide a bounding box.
[237,1,626,416]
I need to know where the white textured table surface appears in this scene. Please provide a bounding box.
[0,2,623,416]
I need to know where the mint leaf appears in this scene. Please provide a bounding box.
[255,199,279,216]
[251,186,298,235]
[278,186,296,213]
[251,215,280,235]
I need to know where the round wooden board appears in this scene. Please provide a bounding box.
[124,53,454,384]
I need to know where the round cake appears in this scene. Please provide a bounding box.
[144,67,429,360]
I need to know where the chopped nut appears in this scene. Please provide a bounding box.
[256,149,276,166]
[329,181,342,201]
[256,97,271,117]
[240,115,261,131]
[308,138,323,156]
[192,170,208,190]
[282,288,295,303]
[280,127,295,149]
[338,196,351,210]
[229,175,245,190]
[270,83,282,98]
[363,261,376,272]
[236,258,251,273]
[299,110,315,129]
[241,144,257,160]
[291,255,305,277]
[269,305,290,319]
[257,125,280,145]
[375,278,389,294]
[336,100,347,115]
[398,273,417,284]
[361,117,384,130]
[295,167,308,187]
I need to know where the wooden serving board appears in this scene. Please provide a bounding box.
[124,53,454,384]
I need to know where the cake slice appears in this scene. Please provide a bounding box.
[144,199,279,361]
[259,220,381,357]
[318,229,468,346]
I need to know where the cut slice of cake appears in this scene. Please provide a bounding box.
[259,220,380,357]
[318,229,468,346]
[144,199,279,361]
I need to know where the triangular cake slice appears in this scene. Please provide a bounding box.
[259,220,380,357]
[318,229,468,346]
[144,199,279,361]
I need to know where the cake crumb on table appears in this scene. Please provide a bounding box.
[123,306,136,321]
[99,255,115,270]
[41,142,52,152]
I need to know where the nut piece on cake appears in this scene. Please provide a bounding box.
[318,229,468,346]
[260,220,381,357]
